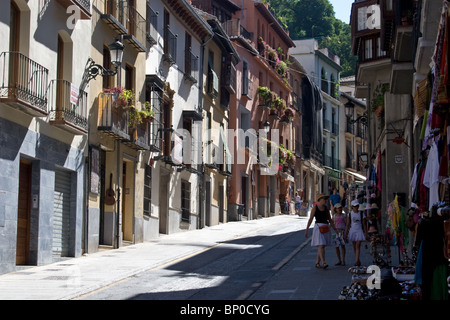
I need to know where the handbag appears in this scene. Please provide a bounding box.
[318,224,330,233]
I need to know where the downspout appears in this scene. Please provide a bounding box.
[198,31,214,229]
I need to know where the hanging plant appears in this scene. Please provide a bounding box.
[372,83,389,112]
[273,96,287,113]
[128,105,142,129]
[257,86,273,106]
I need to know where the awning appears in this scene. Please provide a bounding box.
[344,169,366,182]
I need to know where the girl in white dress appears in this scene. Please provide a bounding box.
[344,200,368,266]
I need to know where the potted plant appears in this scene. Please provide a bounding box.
[257,86,273,108]
[286,149,296,167]
[141,101,155,122]
[281,107,295,123]
[118,89,134,107]
[273,96,287,113]
[371,83,389,118]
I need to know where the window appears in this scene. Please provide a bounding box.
[386,0,393,11]
[146,2,158,46]
[376,37,386,58]
[182,118,192,167]
[143,164,152,217]
[181,180,191,222]
[145,78,163,152]
[207,51,218,96]
[242,61,252,97]
[103,46,113,89]
[330,74,336,98]
[364,38,373,60]
[163,10,177,64]
[321,68,328,93]
[240,107,251,148]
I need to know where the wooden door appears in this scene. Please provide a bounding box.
[16,160,31,265]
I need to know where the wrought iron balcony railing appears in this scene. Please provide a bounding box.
[0,51,49,116]
[146,4,158,47]
[101,0,128,35]
[123,2,147,52]
[97,92,129,140]
[55,0,91,19]
[48,79,88,134]
[184,49,199,84]
[163,27,177,66]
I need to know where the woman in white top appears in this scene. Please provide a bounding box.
[344,200,367,266]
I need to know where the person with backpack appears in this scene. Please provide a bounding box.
[344,200,368,266]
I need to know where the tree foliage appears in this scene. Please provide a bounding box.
[263,0,356,77]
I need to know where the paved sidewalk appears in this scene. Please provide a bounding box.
[0,215,302,300]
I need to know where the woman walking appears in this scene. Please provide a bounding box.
[332,203,346,266]
[305,194,338,269]
[344,200,368,266]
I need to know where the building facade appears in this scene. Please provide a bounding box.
[0,0,91,273]
[290,39,343,206]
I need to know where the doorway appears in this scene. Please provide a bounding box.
[159,169,170,234]
[205,180,211,226]
[241,175,248,217]
[16,160,32,265]
[121,159,135,243]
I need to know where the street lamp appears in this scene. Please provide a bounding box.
[109,39,125,69]
[79,39,124,92]
[344,99,367,125]
[263,120,270,133]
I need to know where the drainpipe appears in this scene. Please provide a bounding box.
[198,31,214,229]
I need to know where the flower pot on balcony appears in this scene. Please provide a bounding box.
[375,105,384,118]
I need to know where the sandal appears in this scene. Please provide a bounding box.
[323,263,329,269]
[335,262,342,266]
[315,263,322,268]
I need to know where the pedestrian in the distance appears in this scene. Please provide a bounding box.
[305,193,338,269]
[295,192,302,215]
[329,187,341,211]
[344,200,368,266]
[332,203,346,266]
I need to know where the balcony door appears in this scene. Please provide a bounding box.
[8,1,20,92]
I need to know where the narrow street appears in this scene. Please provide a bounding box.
[77,215,370,300]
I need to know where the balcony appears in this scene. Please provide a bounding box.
[97,92,129,140]
[222,18,253,43]
[222,19,258,56]
[221,61,236,94]
[146,5,158,47]
[55,0,91,19]
[0,52,48,117]
[48,80,88,135]
[184,50,199,85]
[101,0,128,35]
[163,27,177,66]
[123,2,147,52]
[124,120,150,151]
[323,155,341,171]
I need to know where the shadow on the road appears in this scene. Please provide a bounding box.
[124,219,355,300]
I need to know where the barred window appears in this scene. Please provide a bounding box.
[143,164,152,217]
[181,180,191,222]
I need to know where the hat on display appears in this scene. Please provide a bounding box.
[370,203,379,210]
[358,204,365,211]
[317,193,329,201]
[351,200,360,207]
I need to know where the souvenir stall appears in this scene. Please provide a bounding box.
[407,1,450,300]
